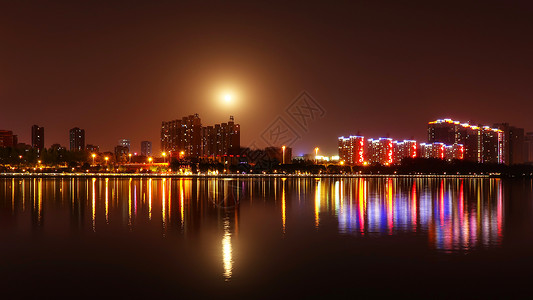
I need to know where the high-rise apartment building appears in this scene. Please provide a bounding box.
[69,127,85,151]
[366,138,394,165]
[161,114,202,157]
[31,125,44,153]
[161,114,240,159]
[494,123,525,165]
[339,134,463,165]
[338,136,365,165]
[0,130,18,148]
[141,141,152,157]
[428,119,503,164]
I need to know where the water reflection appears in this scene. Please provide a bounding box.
[0,177,507,259]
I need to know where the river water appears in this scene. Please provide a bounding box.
[0,177,532,298]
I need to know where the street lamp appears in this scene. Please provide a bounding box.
[104,156,109,165]
[162,152,167,163]
[148,157,153,163]
[282,145,286,164]
[315,147,319,164]
[128,153,132,163]
[91,153,96,165]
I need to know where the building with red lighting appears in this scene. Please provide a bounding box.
[338,136,365,165]
[428,119,503,164]
[394,140,417,161]
[366,138,394,165]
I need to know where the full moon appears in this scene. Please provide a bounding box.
[223,94,233,103]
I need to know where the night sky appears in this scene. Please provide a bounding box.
[1,1,532,156]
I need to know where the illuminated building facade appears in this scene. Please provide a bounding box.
[69,127,85,151]
[0,130,18,148]
[525,132,533,164]
[428,119,503,164]
[419,142,464,160]
[393,140,417,161]
[338,134,462,165]
[31,125,44,153]
[366,138,394,165]
[338,136,365,165]
[161,114,240,159]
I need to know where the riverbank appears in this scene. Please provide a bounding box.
[0,172,496,178]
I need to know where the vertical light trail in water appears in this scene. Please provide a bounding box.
[222,217,233,281]
[134,182,138,219]
[162,178,167,233]
[180,179,184,230]
[148,178,152,220]
[11,178,15,213]
[315,179,321,229]
[168,178,172,225]
[37,178,42,224]
[411,181,417,231]
[497,179,503,240]
[22,179,25,212]
[92,178,96,232]
[282,178,286,234]
[128,178,132,228]
[387,179,394,234]
[358,179,366,235]
[335,181,340,217]
[105,178,109,224]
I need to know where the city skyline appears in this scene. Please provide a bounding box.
[1,1,532,155]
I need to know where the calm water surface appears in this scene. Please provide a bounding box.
[1,177,532,298]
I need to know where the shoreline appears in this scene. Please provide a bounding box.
[0,172,497,179]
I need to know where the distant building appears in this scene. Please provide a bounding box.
[118,139,131,151]
[428,119,503,164]
[494,123,525,165]
[0,130,18,148]
[524,132,533,164]
[86,144,99,153]
[31,125,45,153]
[201,116,241,159]
[69,127,85,151]
[114,145,129,162]
[161,114,240,159]
[141,141,152,157]
[366,138,394,165]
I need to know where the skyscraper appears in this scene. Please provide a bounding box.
[31,125,44,153]
[141,141,152,157]
[69,127,85,151]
